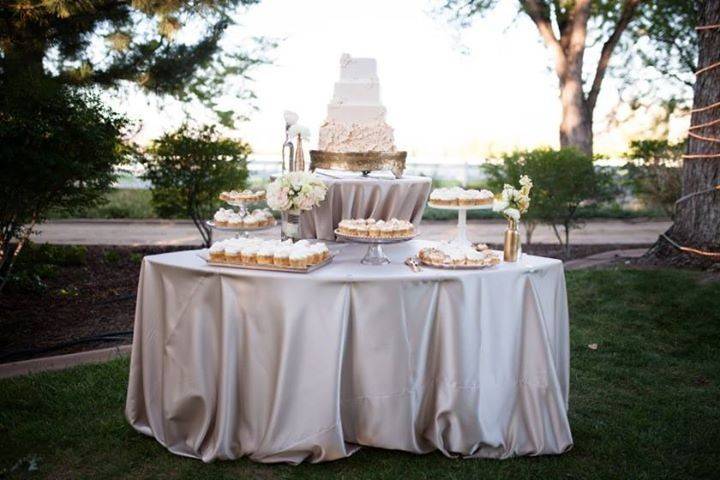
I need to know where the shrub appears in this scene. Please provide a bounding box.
[0,78,127,293]
[485,148,613,256]
[141,124,250,246]
[623,139,683,217]
[5,243,87,294]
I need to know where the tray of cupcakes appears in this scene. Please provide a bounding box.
[417,243,500,269]
[200,238,333,273]
[219,189,266,205]
[334,218,417,243]
[206,207,276,231]
[427,187,494,210]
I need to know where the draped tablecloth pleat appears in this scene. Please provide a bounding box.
[125,241,572,464]
[299,174,431,240]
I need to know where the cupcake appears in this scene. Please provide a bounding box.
[380,224,394,239]
[368,224,380,238]
[316,243,330,260]
[227,214,243,228]
[289,249,308,269]
[257,245,275,265]
[308,245,324,264]
[273,247,290,267]
[355,223,369,237]
[243,216,259,229]
[224,244,242,264]
[213,209,230,226]
[241,245,258,264]
[209,241,226,262]
[478,189,494,205]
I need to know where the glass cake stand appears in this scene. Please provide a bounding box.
[427,202,493,248]
[224,197,265,217]
[206,220,276,239]
[335,230,419,265]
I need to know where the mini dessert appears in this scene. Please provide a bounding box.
[429,187,494,207]
[219,189,266,203]
[257,245,275,265]
[224,244,242,264]
[227,214,243,228]
[274,248,290,267]
[213,208,233,226]
[336,218,414,239]
[289,250,308,269]
[241,244,258,264]
[209,241,226,262]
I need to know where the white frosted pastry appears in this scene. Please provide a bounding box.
[318,53,396,153]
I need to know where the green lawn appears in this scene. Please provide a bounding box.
[2,268,719,479]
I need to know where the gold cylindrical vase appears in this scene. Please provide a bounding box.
[503,218,520,262]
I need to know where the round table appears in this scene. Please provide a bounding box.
[125,240,572,464]
[299,172,432,240]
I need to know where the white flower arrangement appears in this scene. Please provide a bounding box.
[266,171,328,212]
[493,175,533,222]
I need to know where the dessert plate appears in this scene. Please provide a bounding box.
[197,250,335,274]
[334,230,419,243]
[427,202,493,210]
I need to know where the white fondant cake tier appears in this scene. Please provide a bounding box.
[331,81,381,105]
[339,54,377,81]
[327,104,386,124]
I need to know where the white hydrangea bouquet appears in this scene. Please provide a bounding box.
[493,175,533,222]
[266,171,328,213]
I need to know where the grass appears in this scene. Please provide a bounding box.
[1,268,718,479]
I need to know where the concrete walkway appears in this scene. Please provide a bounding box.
[35,218,670,246]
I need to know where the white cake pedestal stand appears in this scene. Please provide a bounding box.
[334,231,419,265]
[427,203,493,248]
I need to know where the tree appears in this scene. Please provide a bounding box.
[647,0,720,266]
[438,0,696,156]
[0,0,270,126]
[141,124,250,247]
[0,77,127,293]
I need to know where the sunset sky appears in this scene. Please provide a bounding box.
[114,0,690,160]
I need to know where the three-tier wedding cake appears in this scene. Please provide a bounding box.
[318,54,396,153]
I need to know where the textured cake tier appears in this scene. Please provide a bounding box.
[339,54,377,81]
[327,104,386,124]
[318,119,395,153]
[331,80,381,105]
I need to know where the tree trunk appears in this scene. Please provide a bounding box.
[558,68,594,157]
[645,0,720,266]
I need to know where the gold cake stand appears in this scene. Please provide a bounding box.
[309,151,407,178]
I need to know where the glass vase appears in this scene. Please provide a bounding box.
[503,218,521,262]
[281,209,301,241]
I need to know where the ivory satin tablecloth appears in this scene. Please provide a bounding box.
[299,173,431,240]
[125,241,573,464]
